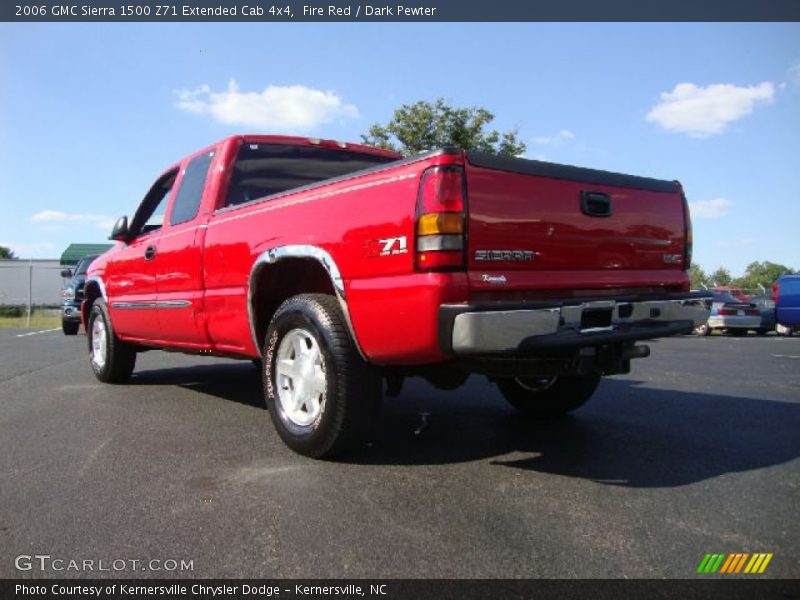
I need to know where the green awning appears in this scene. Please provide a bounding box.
[59,243,113,266]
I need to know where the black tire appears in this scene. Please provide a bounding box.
[262,294,381,458]
[87,299,136,383]
[694,323,711,336]
[496,374,601,418]
[62,320,80,336]
[756,328,768,336]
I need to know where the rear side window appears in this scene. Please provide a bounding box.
[170,150,215,225]
[226,143,395,207]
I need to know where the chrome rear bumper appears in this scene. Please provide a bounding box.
[441,295,710,355]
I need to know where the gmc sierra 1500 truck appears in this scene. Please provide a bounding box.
[83,135,709,457]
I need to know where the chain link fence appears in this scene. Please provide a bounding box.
[0,259,65,326]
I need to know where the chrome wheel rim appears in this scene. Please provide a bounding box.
[90,317,107,369]
[275,328,326,427]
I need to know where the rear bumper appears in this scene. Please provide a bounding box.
[439,292,710,356]
[707,315,761,330]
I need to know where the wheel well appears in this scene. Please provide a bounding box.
[251,258,336,351]
[82,281,102,325]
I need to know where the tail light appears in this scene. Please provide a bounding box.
[773,282,780,304]
[719,308,737,316]
[679,186,693,269]
[746,308,760,316]
[415,166,466,271]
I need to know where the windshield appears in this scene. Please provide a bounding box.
[74,256,97,276]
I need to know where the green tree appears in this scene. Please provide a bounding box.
[688,264,709,289]
[709,266,732,286]
[362,98,526,157]
[734,261,796,292]
[0,245,16,259]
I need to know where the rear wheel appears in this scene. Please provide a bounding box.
[62,320,80,336]
[496,374,601,418]
[694,323,711,336]
[87,299,136,383]
[262,294,381,458]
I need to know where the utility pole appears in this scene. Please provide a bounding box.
[27,259,33,327]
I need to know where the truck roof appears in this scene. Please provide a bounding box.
[233,134,401,160]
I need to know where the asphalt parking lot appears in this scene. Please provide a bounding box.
[1,328,798,579]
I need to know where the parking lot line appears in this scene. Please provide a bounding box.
[771,354,800,359]
[15,328,61,338]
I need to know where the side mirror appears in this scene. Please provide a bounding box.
[110,216,130,242]
[60,269,73,278]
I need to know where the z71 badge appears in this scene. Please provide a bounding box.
[474,249,535,262]
[362,236,408,258]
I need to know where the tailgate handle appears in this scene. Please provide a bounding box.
[580,191,612,217]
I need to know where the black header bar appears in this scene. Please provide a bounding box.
[4,0,800,22]
[2,579,800,600]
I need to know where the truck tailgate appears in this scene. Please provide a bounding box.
[464,151,688,294]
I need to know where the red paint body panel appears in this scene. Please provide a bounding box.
[103,233,161,339]
[201,144,437,357]
[465,163,687,294]
[347,272,469,364]
[88,135,690,366]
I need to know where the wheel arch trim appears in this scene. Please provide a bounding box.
[85,274,108,301]
[247,245,366,359]
[82,275,108,325]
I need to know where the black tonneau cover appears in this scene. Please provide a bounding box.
[466,150,678,194]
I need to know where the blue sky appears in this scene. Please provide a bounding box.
[0,22,798,276]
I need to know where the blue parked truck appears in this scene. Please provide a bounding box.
[774,275,800,336]
[60,255,99,335]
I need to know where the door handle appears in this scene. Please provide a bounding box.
[580,191,612,217]
[144,245,157,261]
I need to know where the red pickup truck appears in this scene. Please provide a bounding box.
[83,135,708,457]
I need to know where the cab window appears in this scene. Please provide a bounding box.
[225,143,394,208]
[129,169,177,238]
[170,150,215,226]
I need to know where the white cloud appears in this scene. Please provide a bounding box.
[31,210,115,230]
[174,79,359,131]
[689,198,732,219]
[646,82,774,137]
[532,129,575,145]
[717,238,755,249]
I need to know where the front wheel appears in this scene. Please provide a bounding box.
[262,294,381,458]
[62,320,80,336]
[496,374,601,418]
[694,323,711,336]
[87,299,136,383]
